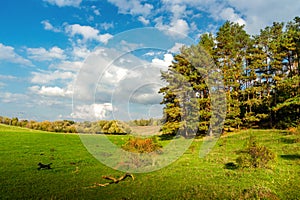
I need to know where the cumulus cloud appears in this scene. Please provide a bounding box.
[129,84,164,105]
[158,0,246,35]
[170,4,187,20]
[138,16,150,25]
[72,30,193,119]
[0,92,28,103]
[0,43,32,66]
[27,46,67,61]
[169,42,185,53]
[31,70,75,84]
[107,0,153,16]
[41,20,60,32]
[109,60,166,106]
[72,46,168,118]
[91,5,101,16]
[65,24,113,44]
[102,66,129,84]
[219,7,246,25]
[71,103,114,120]
[119,40,144,52]
[29,85,67,97]
[227,0,300,34]
[152,53,173,69]
[160,0,300,35]
[49,60,82,71]
[155,18,190,37]
[44,0,82,7]
[100,22,114,30]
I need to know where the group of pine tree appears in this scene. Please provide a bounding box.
[159,17,300,136]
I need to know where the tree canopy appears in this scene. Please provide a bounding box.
[160,17,300,136]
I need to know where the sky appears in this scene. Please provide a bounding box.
[0,0,299,122]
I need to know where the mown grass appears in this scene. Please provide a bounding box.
[0,124,299,199]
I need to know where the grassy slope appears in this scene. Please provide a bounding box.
[0,124,299,199]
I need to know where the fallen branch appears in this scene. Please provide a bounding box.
[85,173,134,188]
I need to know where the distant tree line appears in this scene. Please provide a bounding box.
[0,116,77,133]
[0,116,132,134]
[160,17,300,136]
[76,120,131,134]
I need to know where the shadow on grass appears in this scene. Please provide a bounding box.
[280,138,300,144]
[224,162,238,170]
[158,134,201,141]
[280,154,300,160]
[158,134,175,141]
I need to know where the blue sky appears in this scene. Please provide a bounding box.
[0,0,299,121]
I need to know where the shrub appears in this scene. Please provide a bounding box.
[236,136,276,168]
[288,125,300,135]
[122,137,162,153]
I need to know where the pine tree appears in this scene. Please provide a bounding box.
[159,54,202,136]
[214,21,250,130]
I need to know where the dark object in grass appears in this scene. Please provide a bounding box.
[224,162,238,170]
[280,154,300,160]
[85,173,134,188]
[37,162,52,170]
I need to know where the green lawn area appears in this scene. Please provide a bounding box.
[0,124,299,199]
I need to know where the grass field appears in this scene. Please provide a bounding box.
[0,124,299,199]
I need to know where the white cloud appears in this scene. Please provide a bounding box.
[91,6,101,16]
[152,53,173,69]
[138,16,150,25]
[41,20,60,32]
[71,45,91,60]
[219,7,246,26]
[107,0,153,16]
[29,85,66,97]
[44,0,82,7]
[98,34,114,44]
[170,4,187,20]
[0,75,17,80]
[119,40,144,52]
[103,66,128,84]
[50,60,82,71]
[227,0,300,34]
[31,70,75,84]
[100,22,114,30]
[71,103,114,120]
[160,0,300,35]
[158,1,245,35]
[0,43,32,66]
[0,92,28,103]
[66,24,99,39]
[155,18,190,37]
[73,47,166,107]
[169,43,185,53]
[0,75,18,89]
[27,46,66,61]
[131,92,162,105]
[65,24,113,44]
[93,9,100,16]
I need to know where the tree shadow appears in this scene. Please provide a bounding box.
[280,154,300,160]
[224,162,238,170]
[158,134,176,141]
[280,138,299,144]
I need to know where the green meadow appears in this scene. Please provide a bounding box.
[0,124,299,199]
